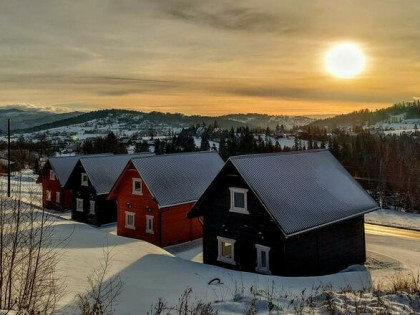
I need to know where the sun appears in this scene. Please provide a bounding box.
[325,43,366,79]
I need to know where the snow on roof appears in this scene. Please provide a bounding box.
[131,151,224,208]
[48,153,113,187]
[79,153,154,195]
[228,150,379,236]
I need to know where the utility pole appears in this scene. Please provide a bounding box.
[7,119,11,197]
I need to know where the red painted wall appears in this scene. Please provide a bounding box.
[39,165,72,211]
[113,165,202,247]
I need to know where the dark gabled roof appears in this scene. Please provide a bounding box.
[47,154,113,187]
[191,150,379,237]
[80,153,154,195]
[131,151,224,208]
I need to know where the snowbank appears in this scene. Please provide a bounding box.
[366,209,420,231]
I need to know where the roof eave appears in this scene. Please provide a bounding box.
[284,206,380,239]
[158,199,197,210]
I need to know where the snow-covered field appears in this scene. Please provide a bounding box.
[56,219,374,314]
[1,171,420,314]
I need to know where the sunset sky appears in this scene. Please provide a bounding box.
[0,0,419,115]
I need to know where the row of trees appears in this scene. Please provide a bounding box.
[77,132,127,154]
[326,131,420,213]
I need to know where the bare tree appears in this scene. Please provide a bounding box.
[0,176,63,313]
[76,247,124,315]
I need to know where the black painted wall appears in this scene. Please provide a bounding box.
[197,161,367,276]
[67,161,117,226]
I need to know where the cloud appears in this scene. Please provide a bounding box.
[0,103,73,113]
[223,85,402,104]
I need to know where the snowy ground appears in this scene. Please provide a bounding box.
[56,218,376,314]
[1,171,420,313]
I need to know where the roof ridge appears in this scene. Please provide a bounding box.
[79,153,142,161]
[229,149,328,160]
[131,150,217,160]
[50,153,113,160]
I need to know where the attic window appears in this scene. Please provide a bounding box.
[50,170,55,180]
[81,173,88,186]
[229,187,249,214]
[132,178,142,195]
[217,236,236,265]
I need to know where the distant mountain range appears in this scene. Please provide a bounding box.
[2,102,420,135]
[0,107,81,132]
[7,109,315,133]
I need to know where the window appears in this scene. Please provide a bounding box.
[89,200,96,215]
[45,190,51,201]
[81,173,88,186]
[132,178,142,195]
[255,244,271,274]
[125,211,135,229]
[50,170,55,180]
[229,187,249,214]
[217,236,236,265]
[146,215,154,234]
[76,198,84,212]
[56,191,60,203]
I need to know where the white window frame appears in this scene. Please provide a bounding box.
[50,170,55,180]
[125,211,135,229]
[89,200,96,215]
[255,244,271,274]
[56,191,60,203]
[81,173,88,186]
[146,215,154,234]
[217,236,236,265]
[76,198,84,212]
[132,178,143,195]
[229,187,249,214]
[45,190,51,201]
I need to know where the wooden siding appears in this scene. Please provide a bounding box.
[198,162,367,276]
[67,162,117,225]
[161,203,202,247]
[39,164,73,211]
[113,165,202,247]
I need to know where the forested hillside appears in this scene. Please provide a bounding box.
[311,101,420,129]
[19,109,313,133]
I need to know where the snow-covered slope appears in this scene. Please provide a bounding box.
[55,219,372,314]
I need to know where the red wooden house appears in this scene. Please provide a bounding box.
[37,155,81,211]
[108,151,224,247]
[37,154,112,211]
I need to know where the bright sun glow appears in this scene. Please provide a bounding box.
[326,43,366,79]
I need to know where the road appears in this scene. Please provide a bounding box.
[365,223,420,240]
[365,223,420,280]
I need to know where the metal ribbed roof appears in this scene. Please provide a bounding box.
[229,150,379,236]
[131,151,224,208]
[80,153,153,195]
[49,153,113,187]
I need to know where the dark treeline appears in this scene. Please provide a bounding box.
[77,132,127,154]
[326,131,420,213]
[0,134,54,173]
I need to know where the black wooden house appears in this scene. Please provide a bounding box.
[66,153,153,225]
[188,150,379,276]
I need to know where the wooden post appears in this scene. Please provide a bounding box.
[7,119,11,197]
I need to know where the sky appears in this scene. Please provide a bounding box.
[0,0,419,116]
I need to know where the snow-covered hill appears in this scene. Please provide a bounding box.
[0,106,80,132]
